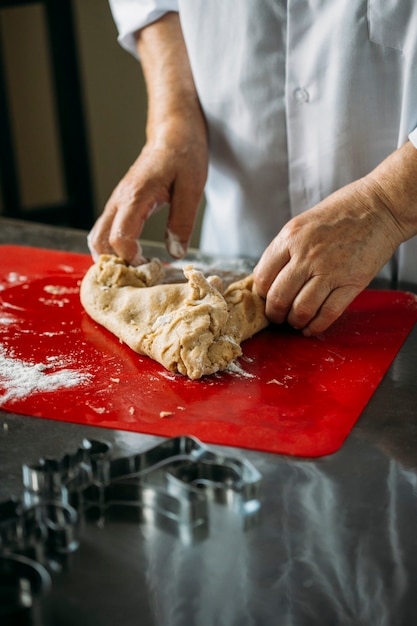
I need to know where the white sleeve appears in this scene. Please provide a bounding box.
[108,0,179,58]
[409,126,417,149]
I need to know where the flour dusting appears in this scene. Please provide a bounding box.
[0,316,18,325]
[6,272,28,284]
[43,285,79,295]
[225,360,255,379]
[0,348,92,405]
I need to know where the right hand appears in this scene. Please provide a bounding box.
[88,115,208,264]
[88,12,209,265]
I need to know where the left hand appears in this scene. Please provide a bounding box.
[253,177,404,336]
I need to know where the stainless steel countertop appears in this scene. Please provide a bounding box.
[1,218,417,626]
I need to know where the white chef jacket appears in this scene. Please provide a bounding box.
[109,0,417,283]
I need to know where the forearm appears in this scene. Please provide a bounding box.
[364,140,417,247]
[135,12,206,143]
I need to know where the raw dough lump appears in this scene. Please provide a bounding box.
[80,255,268,379]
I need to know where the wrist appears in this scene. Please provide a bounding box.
[364,141,417,245]
[146,96,207,145]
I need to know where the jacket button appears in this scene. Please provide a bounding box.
[294,87,310,103]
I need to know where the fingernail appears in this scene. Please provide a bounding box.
[87,232,100,262]
[130,241,146,266]
[166,229,186,258]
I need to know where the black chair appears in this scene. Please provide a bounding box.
[0,0,95,229]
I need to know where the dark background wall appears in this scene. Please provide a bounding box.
[0,0,204,246]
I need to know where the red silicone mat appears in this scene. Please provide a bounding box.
[0,245,416,457]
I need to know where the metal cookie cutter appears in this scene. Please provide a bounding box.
[1,435,261,622]
[103,435,262,537]
[21,436,261,536]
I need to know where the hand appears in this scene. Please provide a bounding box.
[87,117,208,264]
[87,12,208,264]
[253,177,405,336]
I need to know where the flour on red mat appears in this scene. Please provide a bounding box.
[0,348,92,405]
[225,360,256,379]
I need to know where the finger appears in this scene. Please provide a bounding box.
[108,191,160,265]
[263,263,308,324]
[302,285,360,336]
[165,180,202,259]
[166,228,187,259]
[253,238,290,298]
[87,205,118,261]
[286,276,331,330]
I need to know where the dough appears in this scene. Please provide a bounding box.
[80,255,269,379]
